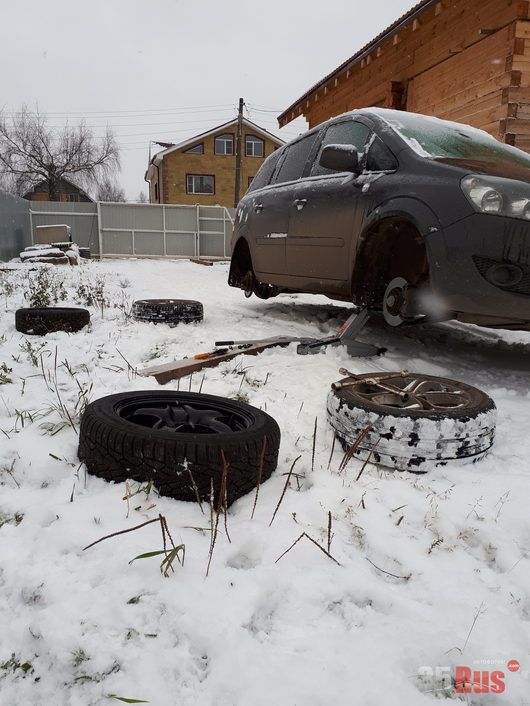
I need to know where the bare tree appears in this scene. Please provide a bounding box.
[0,106,120,200]
[96,178,126,202]
[137,191,148,203]
[0,169,32,197]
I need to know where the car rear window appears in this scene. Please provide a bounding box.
[246,149,283,192]
[273,132,319,184]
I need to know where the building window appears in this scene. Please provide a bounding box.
[246,135,264,157]
[184,143,204,154]
[186,174,215,195]
[215,134,234,155]
[248,176,254,188]
[67,193,80,202]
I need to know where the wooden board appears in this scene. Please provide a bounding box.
[138,341,293,385]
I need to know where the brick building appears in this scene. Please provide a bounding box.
[24,177,93,202]
[278,0,530,152]
[145,117,284,208]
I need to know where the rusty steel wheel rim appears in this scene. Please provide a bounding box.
[347,373,472,412]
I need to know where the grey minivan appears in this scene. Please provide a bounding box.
[228,108,530,331]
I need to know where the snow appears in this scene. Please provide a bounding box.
[20,248,64,260]
[363,108,530,166]
[366,107,500,146]
[0,258,529,704]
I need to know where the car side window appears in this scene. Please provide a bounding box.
[366,136,398,172]
[246,149,283,192]
[311,120,371,177]
[273,132,319,184]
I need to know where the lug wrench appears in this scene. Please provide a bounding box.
[332,369,411,401]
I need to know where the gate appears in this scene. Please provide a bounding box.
[26,202,234,259]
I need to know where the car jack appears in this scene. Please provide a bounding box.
[295,308,383,357]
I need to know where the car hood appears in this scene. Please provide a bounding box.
[434,158,530,183]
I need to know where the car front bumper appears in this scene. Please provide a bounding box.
[426,213,530,328]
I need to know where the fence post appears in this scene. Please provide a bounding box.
[224,207,234,258]
[163,204,167,257]
[223,208,227,257]
[196,204,200,257]
[96,201,103,259]
[29,208,34,245]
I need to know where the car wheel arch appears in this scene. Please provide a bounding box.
[362,196,442,241]
[351,213,431,306]
[228,235,253,286]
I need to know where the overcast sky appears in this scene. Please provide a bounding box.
[1,0,415,199]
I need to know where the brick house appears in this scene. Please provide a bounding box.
[145,117,284,208]
[278,0,530,152]
[23,177,93,202]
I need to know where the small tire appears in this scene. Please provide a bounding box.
[132,299,203,325]
[15,307,90,336]
[78,391,281,506]
[327,372,496,472]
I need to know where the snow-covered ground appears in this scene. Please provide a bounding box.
[0,258,529,705]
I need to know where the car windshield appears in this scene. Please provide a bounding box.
[379,110,530,170]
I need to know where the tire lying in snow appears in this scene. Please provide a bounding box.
[327,372,496,472]
[78,391,280,506]
[15,307,90,335]
[132,299,203,325]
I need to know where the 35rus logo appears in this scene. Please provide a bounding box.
[455,667,505,694]
[420,661,519,695]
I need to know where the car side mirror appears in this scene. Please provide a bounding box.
[319,144,361,173]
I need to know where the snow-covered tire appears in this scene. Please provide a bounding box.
[78,391,281,506]
[327,372,496,472]
[132,299,203,325]
[15,307,90,336]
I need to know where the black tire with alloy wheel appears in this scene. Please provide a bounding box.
[132,299,203,325]
[78,391,281,506]
[327,372,496,472]
[15,307,90,335]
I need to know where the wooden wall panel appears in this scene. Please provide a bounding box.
[293,0,530,147]
[503,23,530,141]
[407,29,512,110]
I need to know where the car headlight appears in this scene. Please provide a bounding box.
[481,189,503,214]
[461,175,530,220]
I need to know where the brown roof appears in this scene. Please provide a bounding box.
[278,0,437,125]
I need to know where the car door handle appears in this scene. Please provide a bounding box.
[294,199,307,210]
[254,203,263,213]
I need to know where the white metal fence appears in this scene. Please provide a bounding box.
[27,202,234,259]
[29,202,99,254]
[97,203,233,259]
[0,190,32,261]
